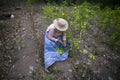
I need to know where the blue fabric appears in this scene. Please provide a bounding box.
[44,32,70,69]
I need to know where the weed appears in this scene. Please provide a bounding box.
[41,2,94,57]
[89,54,95,60]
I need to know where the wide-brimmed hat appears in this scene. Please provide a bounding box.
[53,18,68,31]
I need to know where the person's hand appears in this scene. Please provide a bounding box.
[58,40,63,44]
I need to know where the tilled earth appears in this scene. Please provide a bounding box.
[0,4,120,80]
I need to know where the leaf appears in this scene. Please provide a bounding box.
[89,54,95,60]
[56,47,65,55]
[82,49,88,54]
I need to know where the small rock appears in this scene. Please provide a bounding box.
[29,71,32,74]
[68,69,72,72]
[12,65,15,69]
[103,55,106,57]
[18,46,21,51]
[29,66,34,71]
[22,28,25,31]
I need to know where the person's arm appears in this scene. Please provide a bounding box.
[48,29,63,44]
[63,32,67,46]
[48,29,58,42]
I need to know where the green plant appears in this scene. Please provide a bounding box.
[56,47,65,55]
[41,2,120,55]
[89,54,95,60]
[41,2,94,57]
[98,7,120,52]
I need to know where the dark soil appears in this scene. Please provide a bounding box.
[0,3,120,80]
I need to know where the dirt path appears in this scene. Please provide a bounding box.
[7,5,74,80]
[8,6,40,80]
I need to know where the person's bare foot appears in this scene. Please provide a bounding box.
[45,68,50,73]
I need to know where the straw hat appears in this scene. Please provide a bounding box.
[53,18,68,31]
